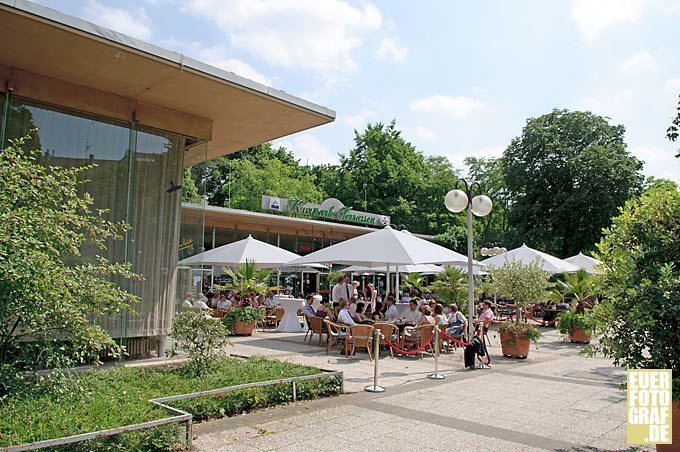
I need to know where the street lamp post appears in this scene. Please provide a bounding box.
[444,180,492,340]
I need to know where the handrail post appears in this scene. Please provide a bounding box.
[428,328,445,380]
[364,329,385,392]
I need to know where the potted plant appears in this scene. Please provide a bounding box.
[556,309,594,343]
[221,306,266,336]
[216,260,272,335]
[583,184,679,449]
[489,260,551,358]
[429,266,467,305]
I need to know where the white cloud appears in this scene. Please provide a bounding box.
[665,78,680,92]
[444,144,505,172]
[414,125,438,141]
[83,0,152,40]
[342,109,375,129]
[410,95,488,119]
[376,37,408,62]
[571,0,644,40]
[579,89,635,120]
[631,145,680,182]
[184,0,382,76]
[276,134,338,166]
[620,51,658,73]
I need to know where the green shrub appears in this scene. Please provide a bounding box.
[169,312,230,375]
[221,307,266,331]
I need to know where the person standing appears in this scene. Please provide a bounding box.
[331,275,347,304]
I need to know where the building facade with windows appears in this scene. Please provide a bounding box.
[0,0,335,355]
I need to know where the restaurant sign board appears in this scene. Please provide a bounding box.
[261,196,390,227]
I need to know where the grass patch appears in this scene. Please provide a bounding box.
[0,356,341,450]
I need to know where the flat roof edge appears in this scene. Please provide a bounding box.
[1,0,336,120]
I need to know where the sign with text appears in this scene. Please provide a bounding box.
[261,196,390,227]
[627,369,672,445]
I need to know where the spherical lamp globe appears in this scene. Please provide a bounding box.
[480,247,489,256]
[471,194,493,217]
[444,189,468,213]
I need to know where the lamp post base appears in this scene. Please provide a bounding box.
[427,373,445,380]
[364,385,386,393]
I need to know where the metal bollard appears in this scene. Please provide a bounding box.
[292,380,297,402]
[427,328,445,380]
[364,329,385,392]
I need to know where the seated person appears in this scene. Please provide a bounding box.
[475,300,495,327]
[446,303,467,337]
[302,294,316,321]
[396,299,422,325]
[383,296,398,321]
[464,323,488,369]
[433,304,447,325]
[336,300,356,326]
[416,305,435,327]
[192,296,210,311]
[315,298,332,318]
[371,301,384,320]
[353,302,374,324]
[181,292,194,311]
[347,297,358,317]
[216,294,232,310]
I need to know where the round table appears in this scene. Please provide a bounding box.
[276,298,305,333]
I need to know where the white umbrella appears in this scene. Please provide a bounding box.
[342,264,444,275]
[480,243,580,274]
[179,235,299,268]
[289,226,473,267]
[564,252,603,274]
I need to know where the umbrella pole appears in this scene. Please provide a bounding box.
[395,270,400,302]
[386,264,390,300]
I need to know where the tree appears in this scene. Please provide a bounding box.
[181,167,202,203]
[667,94,680,158]
[0,138,139,388]
[429,266,467,305]
[586,182,679,401]
[503,109,644,257]
[191,143,324,211]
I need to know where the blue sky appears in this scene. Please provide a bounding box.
[33,0,680,181]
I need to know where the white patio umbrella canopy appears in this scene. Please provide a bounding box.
[179,235,300,268]
[289,226,472,267]
[564,252,603,274]
[342,264,444,275]
[480,243,579,274]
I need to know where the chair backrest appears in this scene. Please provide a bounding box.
[350,324,374,347]
[310,316,324,334]
[417,324,435,346]
[275,306,284,321]
[373,322,398,344]
[323,319,347,338]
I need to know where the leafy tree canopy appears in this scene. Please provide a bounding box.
[588,182,679,400]
[503,109,644,257]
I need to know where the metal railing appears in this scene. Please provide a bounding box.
[6,371,343,451]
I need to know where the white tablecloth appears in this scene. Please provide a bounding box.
[276,298,304,333]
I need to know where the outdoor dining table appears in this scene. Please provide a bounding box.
[276,297,305,333]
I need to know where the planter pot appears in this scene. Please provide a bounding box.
[656,401,679,451]
[568,327,592,344]
[232,321,256,336]
[500,330,531,358]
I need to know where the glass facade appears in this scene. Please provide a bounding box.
[1,93,206,341]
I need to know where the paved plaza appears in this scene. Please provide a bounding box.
[193,326,649,451]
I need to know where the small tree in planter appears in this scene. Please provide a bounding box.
[222,307,266,336]
[584,183,679,448]
[557,309,595,344]
[489,260,551,358]
[429,266,467,305]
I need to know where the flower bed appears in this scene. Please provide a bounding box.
[0,356,342,450]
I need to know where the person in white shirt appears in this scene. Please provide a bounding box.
[193,298,210,311]
[351,281,360,299]
[331,276,347,304]
[216,294,232,310]
[397,300,422,325]
[336,300,356,326]
[383,295,398,321]
[347,297,358,317]
[181,292,194,311]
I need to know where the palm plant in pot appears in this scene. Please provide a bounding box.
[218,260,271,335]
[489,260,551,358]
[401,272,425,297]
[554,270,596,343]
[429,266,467,305]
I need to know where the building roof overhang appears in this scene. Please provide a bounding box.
[0,0,335,163]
